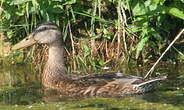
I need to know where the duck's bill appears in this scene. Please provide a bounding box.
[11,34,37,50]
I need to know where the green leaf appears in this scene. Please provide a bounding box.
[48,6,64,14]
[10,0,31,5]
[127,25,141,33]
[102,28,113,40]
[53,0,76,5]
[96,58,104,66]
[152,0,166,5]
[136,36,149,59]
[4,11,11,19]
[166,7,184,20]
[15,9,25,16]
[132,1,148,16]
[83,45,91,57]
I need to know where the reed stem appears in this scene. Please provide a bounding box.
[144,29,184,79]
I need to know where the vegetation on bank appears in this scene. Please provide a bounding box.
[0,0,184,72]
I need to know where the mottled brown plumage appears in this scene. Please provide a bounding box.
[12,22,166,97]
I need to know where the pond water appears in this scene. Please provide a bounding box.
[0,59,184,110]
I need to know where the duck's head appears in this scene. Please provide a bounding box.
[12,22,61,50]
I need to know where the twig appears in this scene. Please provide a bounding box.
[144,29,184,79]
[68,22,76,70]
[116,0,123,59]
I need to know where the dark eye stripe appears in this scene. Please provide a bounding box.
[38,22,57,27]
[32,22,59,36]
[33,27,58,36]
[35,22,58,29]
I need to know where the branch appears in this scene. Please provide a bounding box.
[144,29,184,79]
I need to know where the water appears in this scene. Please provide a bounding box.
[0,60,184,110]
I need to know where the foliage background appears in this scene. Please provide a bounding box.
[0,0,184,72]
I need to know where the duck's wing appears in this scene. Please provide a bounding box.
[74,72,143,86]
[79,72,142,79]
[73,72,166,96]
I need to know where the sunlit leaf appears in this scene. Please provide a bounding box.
[132,1,147,16]
[178,74,184,79]
[136,36,149,59]
[15,9,25,16]
[53,0,76,5]
[102,28,113,40]
[96,58,104,66]
[152,0,166,5]
[83,45,91,57]
[166,7,184,20]
[128,25,141,33]
[4,11,11,19]
[10,0,31,5]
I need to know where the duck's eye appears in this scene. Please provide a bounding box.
[25,38,29,40]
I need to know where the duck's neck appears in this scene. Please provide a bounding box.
[43,41,70,88]
[47,43,66,72]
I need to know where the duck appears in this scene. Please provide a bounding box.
[12,22,166,97]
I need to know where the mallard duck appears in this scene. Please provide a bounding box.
[12,22,166,97]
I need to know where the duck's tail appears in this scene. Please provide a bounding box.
[134,75,167,93]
